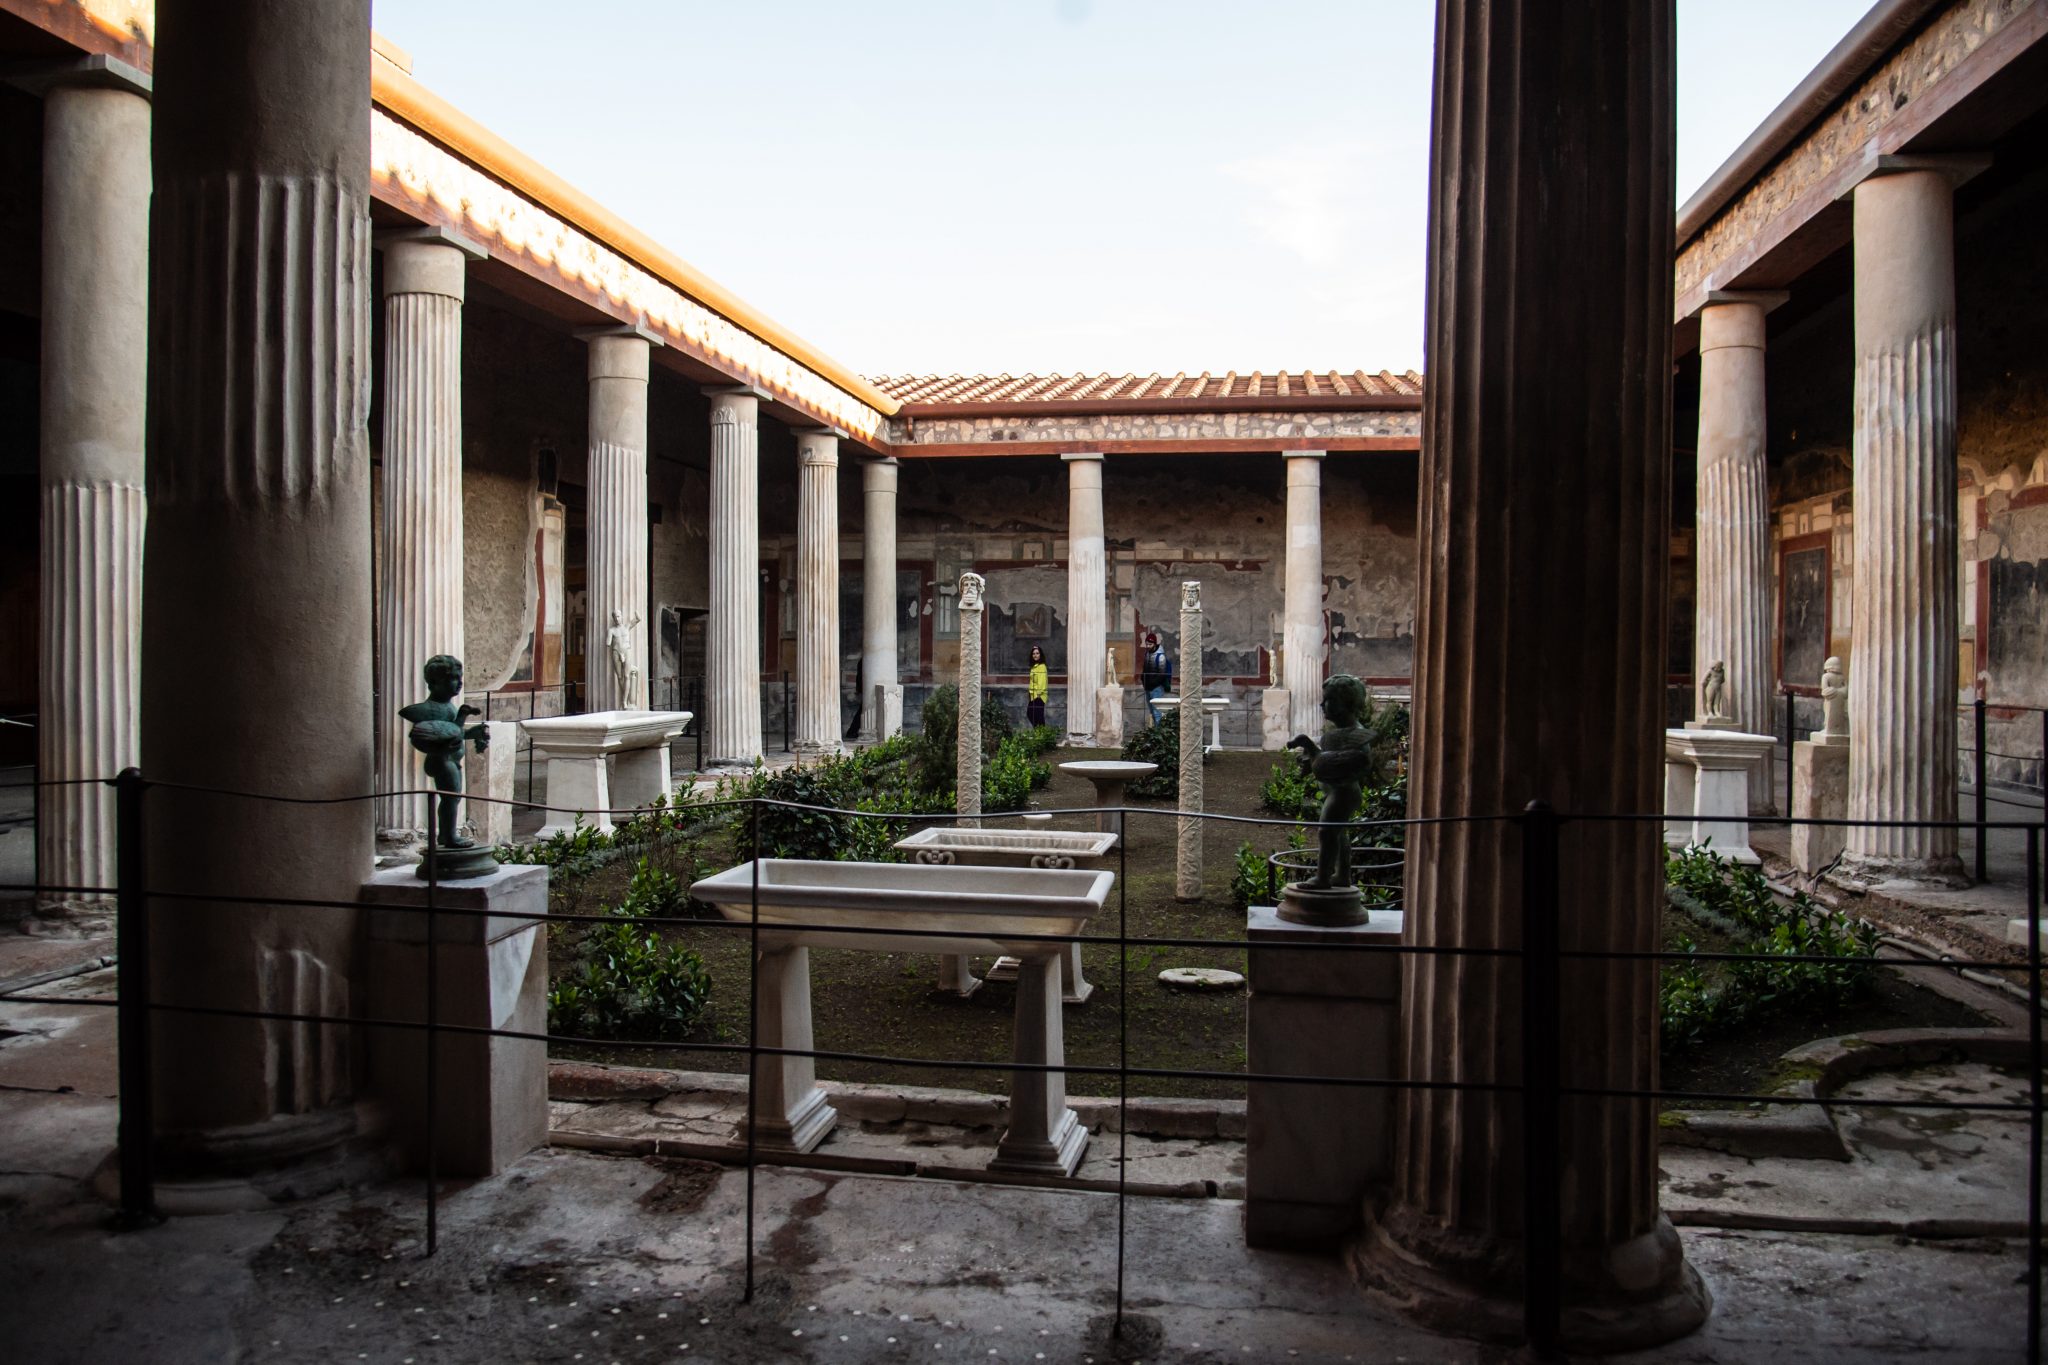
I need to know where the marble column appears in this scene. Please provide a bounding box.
[794,430,843,756]
[31,59,150,924]
[1693,291,1784,813]
[1841,158,1980,886]
[141,0,376,1178]
[861,457,902,741]
[1175,581,1204,901]
[1283,452,1326,738]
[374,232,479,836]
[1350,1,1707,1349]
[706,390,762,765]
[584,329,654,715]
[945,574,986,995]
[1063,453,1106,745]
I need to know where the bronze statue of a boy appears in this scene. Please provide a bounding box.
[1285,673,1383,891]
[398,654,491,852]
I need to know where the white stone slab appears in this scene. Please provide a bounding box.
[521,709,689,837]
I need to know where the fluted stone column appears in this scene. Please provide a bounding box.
[142,0,376,1176]
[1694,292,1784,814]
[585,330,654,714]
[1283,452,1326,738]
[1350,2,1706,1349]
[1841,159,1979,886]
[794,431,843,756]
[861,457,902,741]
[1175,581,1204,901]
[707,390,762,765]
[374,232,479,836]
[1063,453,1107,746]
[32,60,150,925]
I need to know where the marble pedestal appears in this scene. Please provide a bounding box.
[362,864,550,1176]
[1261,686,1292,751]
[1664,728,1775,864]
[521,710,690,837]
[1093,684,1125,748]
[1245,905,1403,1249]
[988,951,1089,1177]
[1791,738,1850,877]
[463,719,517,847]
[873,683,904,743]
[1057,760,1157,838]
[1157,694,1229,751]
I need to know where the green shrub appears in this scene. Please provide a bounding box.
[1659,844,1880,1053]
[1260,752,1321,817]
[982,732,1050,812]
[913,685,1014,795]
[547,855,712,1041]
[1121,709,1203,798]
[1020,724,1063,756]
[1230,840,1277,907]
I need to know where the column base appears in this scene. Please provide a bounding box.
[113,1103,387,1214]
[1348,1206,1710,1352]
[990,1106,1088,1178]
[743,1084,838,1154]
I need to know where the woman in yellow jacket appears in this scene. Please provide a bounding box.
[1026,644,1049,728]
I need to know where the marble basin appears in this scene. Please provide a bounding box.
[893,827,1119,868]
[1056,760,1158,836]
[519,709,690,838]
[519,709,690,755]
[689,858,1112,957]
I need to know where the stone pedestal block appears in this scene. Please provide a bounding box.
[1664,728,1775,864]
[522,710,689,838]
[874,683,904,745]
[464,719,517,848]
[1246,906,1403,1250]
[1261,686,1291,751]
[362,864,550,1176]
[1093,684,1125,748]
[1791,739,1850,877]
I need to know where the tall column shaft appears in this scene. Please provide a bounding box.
[1844,166,1964,882]
[37,75,150,921]
[143,0,375,1152]
[1282,452,1325,737]
[861,458,900,741]
[1063,453,1106,744]
[1175,582,1203,900]
[795,431,842,755]
[1695,294,1780,811]
[707,392,762,764]
[957,574,985,824]
[374,239,469,833]
[1353,1,1705,1348]
[585,332,651,714]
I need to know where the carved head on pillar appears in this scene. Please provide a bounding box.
[1180,580,1202,613]
[959,572,986,612]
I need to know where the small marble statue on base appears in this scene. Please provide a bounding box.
[606,607,641,709]
[1699,659,1730,725]
[1817,655,1849,745]
[398,654,500,880]
[1278,674,1381,926]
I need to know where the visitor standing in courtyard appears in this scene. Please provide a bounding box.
[1026,644,1049,728]
[1140,630,1170,723]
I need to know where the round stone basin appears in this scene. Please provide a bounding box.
[688,858,1112,957]
[1057,760,1158,783]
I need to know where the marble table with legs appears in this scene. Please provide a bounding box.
[1154,695,1230,751]
[519,710,691,838]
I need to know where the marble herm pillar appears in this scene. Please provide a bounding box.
[794,431,843,756]
[1283,452,1326,739]
[1064,453,1106,745]
[584,329,654,714]
[142,0,376,1178]
[861,458,902,741]
[1841,160,1979,886]
[1175,582,1203,902]
[707,390,763,765]
[945,574,987,995]
[374,232,479,837]
[32,60,150,924]
[1350,1,1707,1350]
[1693,292,1785,814]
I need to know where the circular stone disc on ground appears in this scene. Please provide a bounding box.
[1158,967,1245,991]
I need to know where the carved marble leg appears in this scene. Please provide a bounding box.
[744,943,837,1153]
[990,952,1087,1176]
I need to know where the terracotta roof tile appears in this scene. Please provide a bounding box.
[869,370,1424,406]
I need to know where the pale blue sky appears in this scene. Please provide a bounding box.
[370,0,1872,376]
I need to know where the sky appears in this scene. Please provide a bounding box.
[370,0,1874,378]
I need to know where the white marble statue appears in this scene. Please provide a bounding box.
[1820,656,1848,739]
[959,571,985,612]
[606,606,641,706]
[1700,659,1728,721]
[1105,644,1119,687]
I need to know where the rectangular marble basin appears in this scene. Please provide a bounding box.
[893,827,1119,867]
[689,859,1112,957]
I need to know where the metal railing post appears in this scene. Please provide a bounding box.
[782,670,792,754]
[113,767,158,1229]
[2027,823,2041,1364]
[423,787,440,1256]
[694,676,704,772]
[1519,799,1563,1358]
[1975,697,1988,885]
[1783,689,1795,816]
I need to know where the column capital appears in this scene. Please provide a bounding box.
[376,223,487,260]
[796,429,840,467]
[584,328,655,383]
[1060,450,1104,463]
[862,455,899,492]
[7,54,152,100]
[1282,448,1327,459]
[378,230,484,302]
[578,321,663,347]
[1838,151,1990,200]
[1692,289,1789,318]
